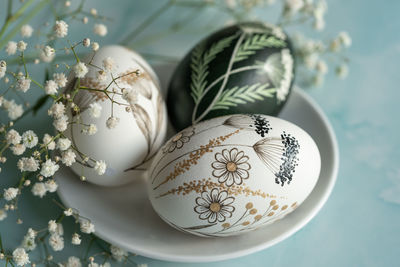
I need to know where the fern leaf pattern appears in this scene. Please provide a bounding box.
[234,34,286,63]
[211,83,276,111]
[190,33,239,104]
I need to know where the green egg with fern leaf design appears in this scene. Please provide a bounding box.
[167,22,295,131]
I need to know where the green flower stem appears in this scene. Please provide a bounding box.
[0,0,50,50]
[121,0,174,45]
[191,64,263,122]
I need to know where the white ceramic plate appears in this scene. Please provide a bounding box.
[56,64,339,263]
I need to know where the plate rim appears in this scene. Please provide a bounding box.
[57,87,339,263]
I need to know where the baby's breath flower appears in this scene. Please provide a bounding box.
[65,1,71,7]
[3,99,23,120]
[66,256,82,267]
[17,40,27,52]
[338,31,352,47]
[79,219,95,234]
[110,244,128,262]
[106,116,119,129]
[20,24,34,38]
[61,149,76,166]
[102,57,114,71]
[40,48,55,62]
[22,235,36,251]
[45,179,58,193]
[73,62,88,78]
[48,220,57,233]
[57,138,71,151]
[44,79,59,95]
[94,160,107,175]
[90,8,98,16]
[11,144,26,155]
[0,60,6,79]
[0,209,7,221]
[40,159,59,177]
[3,187,19,201]
[12,248,30,266]
[6,129,21,144]
[83,16,89,24]
[49,233,64,251]
[122,88,138,105]
[43,133,56,150]
[32,182,47,198]
[336,64,349,79]
[27,228,37,239]
[83,38,90,47]
[16,76,31,93]
[71,233,81,245]
[53,73,68,88]
[43,45,55,57]
[54,20,69,38]
[93,23,107,36]
[17,157,39,172]
[5,41,17,55]
[48,102,65,118]
[316,60,328,74]
[91,42,99,51]
[53,115,69,132]
[22,130,38,148]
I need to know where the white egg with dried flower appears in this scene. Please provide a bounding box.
[148,114,320,237]
[64,45,167,186]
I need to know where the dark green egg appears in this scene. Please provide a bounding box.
[167,21,295,131]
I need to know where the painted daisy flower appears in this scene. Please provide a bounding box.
[163,127,195,153]
[211,148,251,186]
[194,188,235,223]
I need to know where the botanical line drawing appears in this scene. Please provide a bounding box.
[194,188,235,223]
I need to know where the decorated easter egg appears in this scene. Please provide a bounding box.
[64,45,167,186]
[167,22,295,131]
[148,114,320,237]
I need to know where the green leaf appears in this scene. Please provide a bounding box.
[234,34,286,63]
[211,83,276,111]
[190,33,239,104]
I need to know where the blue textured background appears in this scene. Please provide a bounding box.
[1,0,400,266]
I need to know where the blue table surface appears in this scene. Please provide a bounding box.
[1,0,400,266]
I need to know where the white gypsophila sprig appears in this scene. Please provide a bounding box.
[43,133,56,150]
[3,187,19,201]
[94,160,107,175]
[0,60,6,79]
[17,40,27,52]
[57,138,71,151]
[93,23,108,36]
[48,102,65,118]
[65,256,82,267]
[53,114,69,132]
[2,99,23,120]
[11,144,26,155]
[40,159,59,177]
[54,20,69,38]
[53,72,68,87]
[17,157,39,172]
[122,88,138,106]
[6,129,21,145]
[16,76,31,93]
[49,233,64,251]
[0,209,7,221]
[106,116,119,129]
[22,130,38,148]
[12,248,30,266]
[61,149,76,166]
[79,219,95,234]
[5,41,17,55]
[20,24,34,38]
[44,79,59,95]
[31,182,47,198]
[71,233,81,245]
[73,62,88,78]
[45,179,58,193]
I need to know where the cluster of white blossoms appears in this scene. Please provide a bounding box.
[0,3,139,265]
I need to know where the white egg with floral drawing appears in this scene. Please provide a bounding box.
[64,45,167,186]
[148,114,321,237]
